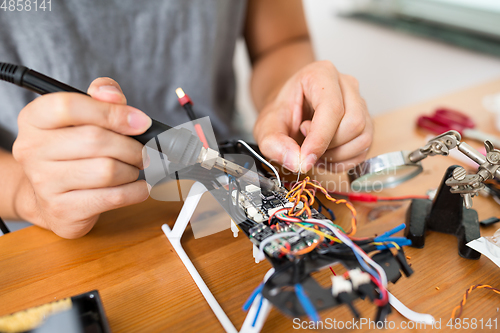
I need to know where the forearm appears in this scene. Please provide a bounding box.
[250,39,315,111]
[0,148,39,224]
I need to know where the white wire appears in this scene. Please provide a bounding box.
[305,218,388,287]
[388,291,435,325]
[258,232,299,256]
[238,139,281,187]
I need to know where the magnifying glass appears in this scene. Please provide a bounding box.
[348,151,423,192]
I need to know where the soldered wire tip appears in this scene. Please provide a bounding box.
[176,87,192,107]
[175,87,186,98]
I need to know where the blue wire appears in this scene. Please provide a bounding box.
[375,239,412,250]
[327,208,335,221]
[352,252,386,300]
[379,237,409,242]
[315,197,335,220]
[251,295,264,327]
[374,223,406,241]
[294,284,320,322]
[243,283,264,311]
[353,251,378,279]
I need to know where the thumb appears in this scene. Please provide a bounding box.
[258,132,301,173]
[87,77,128,105]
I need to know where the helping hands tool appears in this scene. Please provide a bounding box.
[0,62,278,192]
[349,129,500,208]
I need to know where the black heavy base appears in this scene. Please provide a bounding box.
[405,165,481,259]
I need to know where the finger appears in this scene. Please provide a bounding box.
[38,125,145,169]
[315,150,370,174]
[327,74,368,149]
[62,180,150,222]
[87,77,128,105]
[301,76,368,151]
[20,92,151,135]
[36,158,140,193]
[318,130,372,164]
[299,62,345,172]
[254,105,302,172]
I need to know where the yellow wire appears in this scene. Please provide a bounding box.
[296,223,341,243]
[372,241,401,250]
[285,176,359,236]
[451,284,500,319]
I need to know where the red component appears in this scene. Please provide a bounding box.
[416,107,475,134]
[347,193,378,203]
[194,123,209,149]
[177,94,192,106]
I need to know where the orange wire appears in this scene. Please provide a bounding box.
[451,284,500,319]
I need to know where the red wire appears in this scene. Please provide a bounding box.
[330,191,429,202]
[370,275,388,306]
[268,208,289,224]
[194,123,209,148]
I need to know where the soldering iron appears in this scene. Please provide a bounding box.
[0,62,278,192]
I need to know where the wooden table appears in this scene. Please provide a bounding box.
[2,79,500,332]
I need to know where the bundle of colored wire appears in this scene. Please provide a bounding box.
[303,217,390,307]
[451,284,500,319]
[307,218,388,288]
[286,177,357,236]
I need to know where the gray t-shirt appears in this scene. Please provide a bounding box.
[0,0,247,150]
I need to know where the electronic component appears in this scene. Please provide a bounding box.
[237,176,415,323]
[249,224,274,244]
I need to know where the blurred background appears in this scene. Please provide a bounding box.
[234,0,500,134]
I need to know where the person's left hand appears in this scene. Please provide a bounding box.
[253,60,373,174]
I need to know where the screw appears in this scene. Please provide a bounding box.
[488,152,500,163]
[452,167,467,181]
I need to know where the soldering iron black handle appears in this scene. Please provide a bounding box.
[0,62,172,145]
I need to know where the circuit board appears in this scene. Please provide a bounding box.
[174,140,414,322]
[227,173,413,324]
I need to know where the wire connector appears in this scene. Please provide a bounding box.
[331,276,353,297]
[348,268,371,289]
[175,87,192,106]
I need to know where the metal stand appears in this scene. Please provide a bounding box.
[405,165,481,259]
[162,181,271,333]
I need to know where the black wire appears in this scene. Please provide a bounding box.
[0,217,10,235]
[183,104,197,121]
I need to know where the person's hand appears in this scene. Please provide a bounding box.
[13,78,151,238]
[253,61,373,174]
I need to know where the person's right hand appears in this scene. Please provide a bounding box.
[13,78,152,239]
